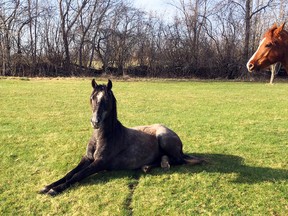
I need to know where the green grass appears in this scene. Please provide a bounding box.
[0,78,287,215]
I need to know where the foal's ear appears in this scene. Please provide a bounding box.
[92,79,97,89]
[107,79,112,90]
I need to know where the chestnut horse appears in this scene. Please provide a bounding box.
[40,79,204,196]
[247,23,288,81]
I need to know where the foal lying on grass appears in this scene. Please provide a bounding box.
[40,79,204,196]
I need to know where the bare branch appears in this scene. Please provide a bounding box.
[250,0,274,18]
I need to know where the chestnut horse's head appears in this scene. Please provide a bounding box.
[247,23,287,72]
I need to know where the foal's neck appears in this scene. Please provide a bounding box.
[95,116,123,140]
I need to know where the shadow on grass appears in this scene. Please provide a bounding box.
[182,153,288,184]
[81,153,288,186]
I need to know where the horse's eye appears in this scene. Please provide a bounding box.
[265,43,273,48]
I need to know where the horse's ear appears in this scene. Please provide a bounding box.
[92,79,97,89]
[275,23,285,36]
[107,79,112,90]
[272,23,278,30]
[279,22,285,31]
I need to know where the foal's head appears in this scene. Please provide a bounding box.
[247,23,287,72]
[90,79,116,129]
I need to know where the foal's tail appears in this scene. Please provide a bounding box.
[182,154,206,165]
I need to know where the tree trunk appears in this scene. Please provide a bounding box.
[244,0,252,62]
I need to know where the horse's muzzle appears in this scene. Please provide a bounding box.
[91,118,100,129]
[247,62,255,73]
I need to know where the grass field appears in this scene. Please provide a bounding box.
[1,77,288,215]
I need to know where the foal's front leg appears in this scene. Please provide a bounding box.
[47,159,106,196]
[40,139,96,194]
[39,155,93,194]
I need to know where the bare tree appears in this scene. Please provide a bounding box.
[0,0,20,75]
[85,0,113,72]
[241,0,274,61]
[278,0,286,22]
[58,0,88,74]
[0,0,284,79]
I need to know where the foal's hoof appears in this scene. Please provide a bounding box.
[39,187,50,194]
[47,189,58,196]
[161,155,170,171]
[141,165,152,173]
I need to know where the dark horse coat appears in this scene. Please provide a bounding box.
[40,79,203,196]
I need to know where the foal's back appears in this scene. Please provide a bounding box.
[107,124,183,170]
[132,124,185,165]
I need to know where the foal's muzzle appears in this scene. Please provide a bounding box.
[91,116,101,129]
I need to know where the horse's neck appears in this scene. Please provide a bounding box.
[94,104,125,145]
[281,62,288,74]
[282,34,288,71]
[95,118,124,141]
[92,120,124,158]
[279,31,288,72]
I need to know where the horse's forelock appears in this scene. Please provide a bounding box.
[90,85,105,101]
[91,84,116,103]
[264,28,275,41]
[264,24,287,43]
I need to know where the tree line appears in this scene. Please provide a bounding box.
[0,0,286,79]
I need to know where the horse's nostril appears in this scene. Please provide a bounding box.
[91,112,100,124]
[91,116,101,128]
[247,62,255,72]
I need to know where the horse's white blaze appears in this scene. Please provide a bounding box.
[96,92,104,102]
[247,37,266,71]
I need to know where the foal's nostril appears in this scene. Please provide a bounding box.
[91,115,101,128]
